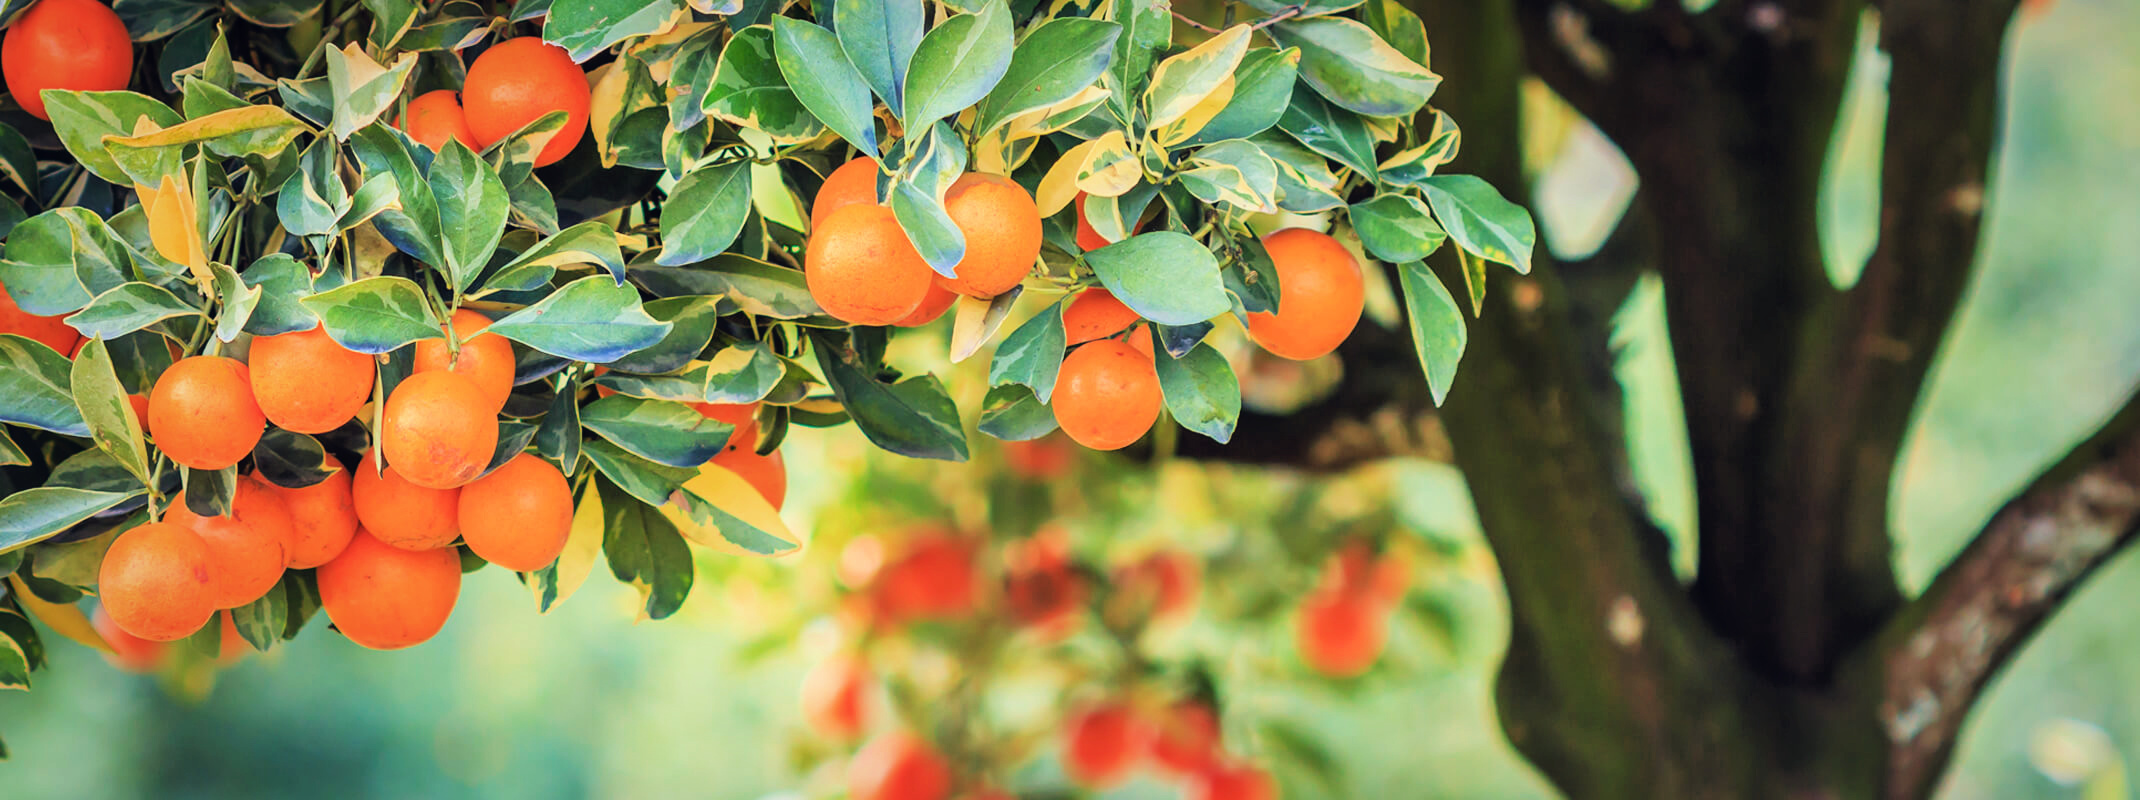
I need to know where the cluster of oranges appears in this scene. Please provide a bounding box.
[397,37,593,168]
[804,157,1043,328]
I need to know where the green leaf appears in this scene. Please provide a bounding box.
[702,25,825,143]
[772,16,881,157]
[833,0,925,117]
[900,0,1014,133]
[349,124,446,266]
[976,383,1056,440]
[1350,193,1446,263]
[654,162,753,266]
[949,286,1021,362]
[209,262,262,343]
[665,480,798,555]
[1105,0,1169,122]
[1256,133,1346,213]
[580,395,733,468]
[583,438,695,506]
[484,220,627,292]
[104,106,309,183]
[230,578,288,651]
[1459,245,1488,317]
[1144,24,1250,130]
[1150,331,1240,443]
[1397,261,1465,405]
[701,339,786,403]
[1085,232,1230,326]
[399,6,491,52]
[430,139,512,293]
[536,371,584,473]
[0,488,141,553]
[277,137,351,239]
[42,91,185,186]
[70,339,151,486]
[633,257,827,320]
[545,0,680,62]
[299,276,443,354]
[812,331,969,461]
[1276,83,1377,178]
[1241,0,1361,15]
[1378,109,1461,190]
[1359,0,1429,71]
[1222,235,1283,315]
[1180,139,1278,213]
[1181,47,1298,147]
[487,276,673,362]
[63,282,198,341]
[889,181,967,277]
[0,209,115,315]
[0,429,24,467]
[603,296,721,374]
[240,254,319,336]
[1419,175,1537,274]
[324,45,417,141]
[0,624,28,691]
[596,478,694,620]
[183,464,237,517]
[227,0,321,26]
[253,428,341,489]
[1266,16,1439,118]
[974,17,1120,137]
[0,123,40,198]
[989,299,1065,402]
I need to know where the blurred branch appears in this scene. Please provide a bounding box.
[1872,385,2140,800]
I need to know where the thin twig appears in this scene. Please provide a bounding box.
[1169,9,1221,33]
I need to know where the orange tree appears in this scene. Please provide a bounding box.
[0,0,1524,790]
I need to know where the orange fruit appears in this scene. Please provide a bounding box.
[848,732,953,800]
[412,309,515,412]
[691,401,758,454]
[800,655,873,740]
[893,281,959,327]
[93,605,168,672]
[462,38,590,167]
[97,520,217,641]
[940,173,1041,298]
[1246,228,1364,361]
[398,89,478,152]
[273,467,360,569]
[1002,433,1074,480]
[352,451,461,550]
[1063,701,1148,788]
[1116,550,1201,624]
[214,610,247,665]
[456,452,572,571]
[0,0,131,120]
[164,495,286,609]
[806,203,935,326]
[811,157,881,231]
[1051,340,1161,451]
[1295,588,1386,678]
[1188,762,1279,800]
[711,443,785,510]
[1003,527,1082,637]
[249,323,374,434]
[126,393,149,423]
[316,528,462,650]
[380,370,499,489]
[231,475,297,560]
[149,356,266,469]
[1324,540,1410,608]
[874,533,979,623]
[1147,700,1221,775]
[1062,287,1140,345]
[1073,192,1145,252]
[0,281,82,353]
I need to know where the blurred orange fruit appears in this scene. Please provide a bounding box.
[848,732,953,800]
[93,604,168,672]
[800,654,873,740]
[1063,701,1148,788]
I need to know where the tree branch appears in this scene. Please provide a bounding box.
[1873,386,2140,800]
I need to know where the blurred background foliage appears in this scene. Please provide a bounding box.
[4,1,2138,798]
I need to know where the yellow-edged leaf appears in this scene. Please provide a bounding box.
[1074,130,1140,198]
[1144,24,1251,130]
[1037,137,1101,215]
[533,482,607,613]
[140,176,210,287]
[587,62,632,167]
[1153,75,1235,146]
[659,461,804,558]
[7,575,113,655]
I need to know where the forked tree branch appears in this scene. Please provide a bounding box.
[1874,387,2140,799]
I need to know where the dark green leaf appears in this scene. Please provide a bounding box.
[702,25,825,143]
[41,91,184,186]
[240,254,319,335]
[654,162,753,266]
[1419,175,1537,274]
[701,339,786,403]
[900,0,1014,132]
[1150,331,1239,443]
[1105,0,1169,121]
[772,16,880,157]
[485,220,627,292]
[989,299,1064,402]
[230,580,288,651]
[974,17,1120,137]
[1350,193,1446,263]
[596,478,693,620]
[812,332,968,461]
[0,208,132,316]
[488,276,673,362]
[300,276,443,354]
[536,371,583,473]
[976,383,1056,440]
[277,137,350,239]
[429,139,511,292]
[253,429,341,489]
[580,395,733,467]
[582,438,695,506]
[1085,231,1230,326]
[1397,261,1465,405]
[633,258,828,320]
[1181,47,1299,147]
[0,334,90,436]
[70,339,150,485]
[1276,83,1377,178]
[63,282,198,340]
[182,465,236,517]
[348,124,447,266]
[602,296,721,374]
[0,488,141,552]
[1266,16,1439,117]
[832,0,925,117]
[545,0,680,62]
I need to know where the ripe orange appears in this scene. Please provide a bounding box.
[1114,550,1201,624]
[232,475,297,558]
[0,0,131,120]
[691,401,758,454]
[1325,540,1410,608]
[126,393,149,423]
[711,442,785,510]
[1246,228,1363,361]
[1062,287,1140,345]
[93,605,168,672]
[164,495,287,609]
[456,452,572,571]
[398,89,478,152]
[149,356,266,469]
[412,309,515,412]
[874,532,979,623]
[1004,528,1082,637]
[1051,340,1161,451]
[1295,588,1386,678]
[806,203,935,326]
[1147,700,1222,775]
[273,468,360,569]
[848,732,953,800]
[811,157,881,231]
[352,451,461,550]
[249,323,374,434]
[316,528,462,650]
[1189,762,1279,800]
[379,370,499,490]
[940,173,1041,298]
[1073,192,1146,252]
[462,38,590,167]
[97,520,217,641]
[0,281,82,353]
[1063,701,1148,788]
[893,281,959,327]
[1002,433,1074,480]
[800,655,873,740]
